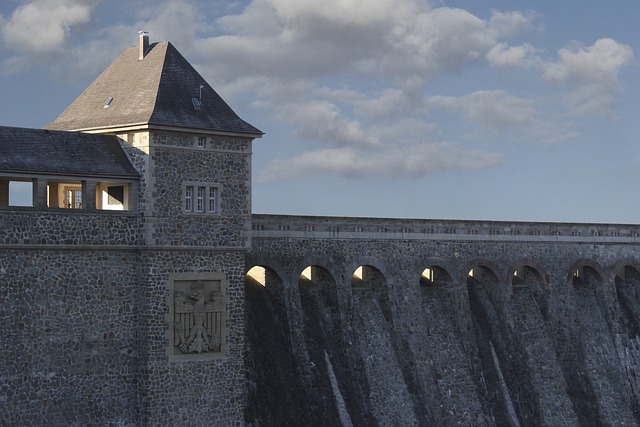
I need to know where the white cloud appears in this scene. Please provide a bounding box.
[196,1,539,87]
[488,10,537,38]
[429,90,536,129]
[541,38,633,117]
[286,100,379,148]
[257,142,503,183]
[1,0,97,55]
[486,42,537,68]
[542,38,633,86]
[192,1,541,181]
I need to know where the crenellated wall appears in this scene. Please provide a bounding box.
[246,214,640,426]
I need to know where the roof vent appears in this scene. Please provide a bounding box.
[139,31,149,60]
[192,97,202,111]
[103,97,113,108]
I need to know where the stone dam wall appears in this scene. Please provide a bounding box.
[246,214,640,426]
[3,209,640,425]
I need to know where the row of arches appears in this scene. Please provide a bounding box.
[244,254,640,426]
[246,257,640,293]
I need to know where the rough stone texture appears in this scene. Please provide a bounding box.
[3,178,640,425]
[0,248,141,426]
[0,210,140,246]
[1,126,253,425]
[246,214,640,427]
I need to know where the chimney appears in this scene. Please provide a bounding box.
[139,31,149,60]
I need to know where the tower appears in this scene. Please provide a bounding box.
[47,32,262,424]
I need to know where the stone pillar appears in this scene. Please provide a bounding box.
[128,181,139,211]
[33,178,48,208]
[82,180,97,210]
[48,182,60,208]
[0,178,8,206]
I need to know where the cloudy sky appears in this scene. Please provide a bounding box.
[0,0,638,223]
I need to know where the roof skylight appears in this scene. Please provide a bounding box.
[192,97,202,111]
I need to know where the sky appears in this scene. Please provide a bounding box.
[0,0,638,224]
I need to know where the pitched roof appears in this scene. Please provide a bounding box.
[46,41,262,136]
[0,126,140,179]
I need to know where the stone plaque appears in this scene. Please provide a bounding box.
[167,273,228,361]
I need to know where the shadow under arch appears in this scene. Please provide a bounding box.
[245,255,287,289]
[465,257,543,426]
[567,258,605,288]
[292,255,341,290]
[346,255,391,290]
[465,257,505,309]
[346,256,434,425]
[508,258,548,288]
[244,259,303,426]
[613,259,640,340]
[293,260,374,425]
[558,258,626,426]
[508,258,549,320]
[418,257,454,288]
[463,257,505,284]
[612,259,640,421]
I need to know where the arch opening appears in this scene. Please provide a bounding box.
[351,265,386,291]
[511,266,548,320]
[572,266,601,290]
[246,265,282,289]
[420,266,452,288]
[512,266,543,289]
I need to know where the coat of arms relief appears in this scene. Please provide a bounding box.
[168,274,228,360]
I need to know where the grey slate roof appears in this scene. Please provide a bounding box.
[0,126,140,179]
[46,42,262,136]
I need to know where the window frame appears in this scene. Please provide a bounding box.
[183,182,221,215]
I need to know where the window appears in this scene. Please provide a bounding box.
[208,187,217,213]
[192,97,202,111]
[197,136,206,147]
[66,189,82,209]
[107,185,125,205]
[185,186,194,212]
[183,182,219,214]
[8,181,33,207]
[98,183,130,211]
[196,186,205,212]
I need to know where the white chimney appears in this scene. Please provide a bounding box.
[139,31,149,60]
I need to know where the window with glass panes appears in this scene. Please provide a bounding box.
[183,183,219,214]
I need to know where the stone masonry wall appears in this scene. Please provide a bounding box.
[247,214,640,426]
[133,130,253,426]
[4,201,640,426]
[0,210,143,426]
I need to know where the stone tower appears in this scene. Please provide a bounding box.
[47,32,262,424]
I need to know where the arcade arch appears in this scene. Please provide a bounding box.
[509,260,548,320]
[351,264,387,291]
[420,265,453,288]
[246,264,284,289]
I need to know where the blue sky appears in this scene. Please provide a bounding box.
[0,0,638,223]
